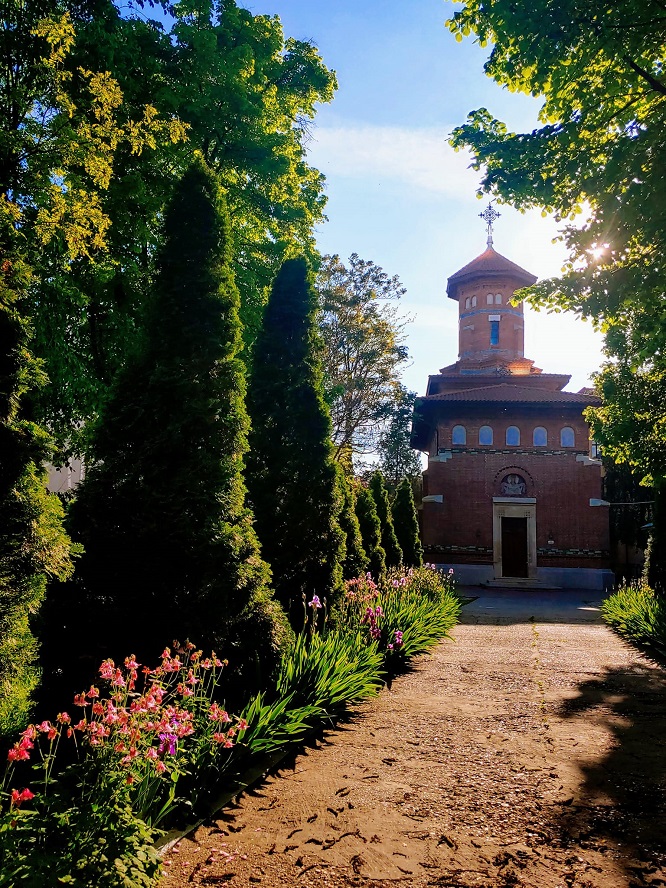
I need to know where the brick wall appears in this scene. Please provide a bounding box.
[456,274,525,363]
[421,404,609,567]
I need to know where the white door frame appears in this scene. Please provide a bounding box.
[492,497,537,579]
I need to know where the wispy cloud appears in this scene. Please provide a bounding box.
[308,125,481,198]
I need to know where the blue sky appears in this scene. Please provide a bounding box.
[245,0,604,394]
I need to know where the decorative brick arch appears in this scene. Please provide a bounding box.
[493,465,535,497]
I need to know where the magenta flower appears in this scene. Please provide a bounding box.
[158,733,178,756]
[308,595,322,609]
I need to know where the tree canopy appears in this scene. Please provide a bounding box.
[377,387,423,488]
[316,253,409,469]
[4,0,336,455]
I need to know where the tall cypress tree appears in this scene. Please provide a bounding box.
[246,258,344,626]
[338,470,369,580]
[0,233,76,738]
[391,478,423,568]
[369,471,403,568]
[355,486,386,580]
[44,159,290,693]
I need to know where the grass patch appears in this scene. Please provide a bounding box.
[601,582,666,660]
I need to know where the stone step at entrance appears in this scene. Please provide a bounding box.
[486,577,562,590]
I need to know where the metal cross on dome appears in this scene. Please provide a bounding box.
[479,203,501,247]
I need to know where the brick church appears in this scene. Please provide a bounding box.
[411,208,612,590]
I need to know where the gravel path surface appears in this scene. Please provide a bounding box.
[160,590,666,888]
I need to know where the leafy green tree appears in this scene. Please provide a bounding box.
[354,486,386,581]
[369,472,402,569]
[24,0,337,455]
[0,2,160,733]
[594,365,666,590]
[448,0,666,587]
[0,1,188,460]
[246,258,345,626]
[0,230,77,739]
[338,471,369,580]
[45,160,291,694]
[391,479,423,569]
[316,254,409,468]
[377,387,423,489]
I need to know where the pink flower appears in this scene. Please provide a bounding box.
[87,686,100,699]
[99,659,115,680]
[73,692,88,707]
[209,704,231,723]
[111,669,126,687]
[237,719,248,731]
[56,712,71,725]
[124,656,139,670]
[155,760,167,774]
[10,788,34,807]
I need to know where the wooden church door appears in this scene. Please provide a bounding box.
[501,516,529,578]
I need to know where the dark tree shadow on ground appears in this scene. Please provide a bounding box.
[555,659,666,883]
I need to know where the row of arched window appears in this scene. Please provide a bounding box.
[464,292,503,309]
[451,425,575,448]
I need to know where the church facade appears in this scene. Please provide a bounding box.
[411,219,612,590]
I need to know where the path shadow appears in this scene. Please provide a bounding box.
[553,658,666,881]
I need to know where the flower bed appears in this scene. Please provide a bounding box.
[0,566,460,887]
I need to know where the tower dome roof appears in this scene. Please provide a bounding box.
[446,246,537,300]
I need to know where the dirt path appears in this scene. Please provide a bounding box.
[161,591,666,888]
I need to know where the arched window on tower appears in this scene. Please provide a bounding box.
[479,425,493,445]
[506,426,520,446]
[452,425,466,445]
[465,297,470,309]
[533,426,547,446]
[560,427,575,447]
[486,293,493,305]
[495,293,502,304]
[471,295,477,307]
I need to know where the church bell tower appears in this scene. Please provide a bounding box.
[446,205,537,375]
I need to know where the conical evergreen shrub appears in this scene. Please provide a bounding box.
[0,239,76,738]
[338,471,369,580]
[355,486,386,580]
[246,258,345,626]
[392,478,423,568]
[369,471,402,568]
[46,159,290,695]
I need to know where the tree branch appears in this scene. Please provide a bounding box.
[624,55,666,96]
